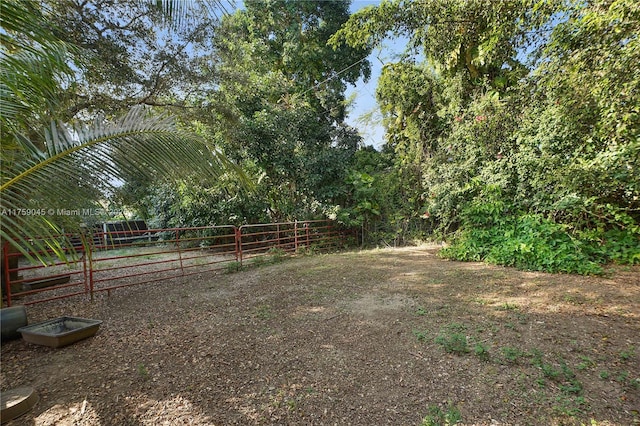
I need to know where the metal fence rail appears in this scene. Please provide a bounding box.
[237,221,346,264]
[88,225,238,296]
[2,220,352,306]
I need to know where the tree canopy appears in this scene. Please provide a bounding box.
[2,0,638,272]
[331,0,639,272]
[129,0,373,226]
[0,0,242,261]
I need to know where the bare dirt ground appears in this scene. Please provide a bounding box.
[1,245,639,425]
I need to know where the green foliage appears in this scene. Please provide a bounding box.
[421,402,462,426]
[332,0,639,273]
[334,170,380,227]
[11,0,635,275]
[473,342,490,361]
[137,363,150,380]
[376,62,447,157]
[576,356,595,371]
[414,306,428,316]
[254,304,274,320]
[225,261,242,274]
[266,247,287,264]
[435,332,469,354]
[331,0,550,88]
[127,0,373,226]
[542,363,561,380]
[501,346,525,363]
[129,163,270,229]
[558,362,583,395]
[39,0,226,119]
[0,0,76,144]
[232,248,290,272]
[0,1,247,265]
[440,186,640,274]
[619,346,636,362]
[330,145,432,246]
[412,329,429,342]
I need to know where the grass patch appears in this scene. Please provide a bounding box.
[225,261,242,273]
[435,332,469,354]
[497,302,519,311]
[255,304,274,320]
[501,346,526,363]
[577,356,595,371]
[413,329,429,342]
[421,402,462,426]
[137,363,150,380]
[415,306,428,316]
[473,342,490,361]
[619,346,636,362]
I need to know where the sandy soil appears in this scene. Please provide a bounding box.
[1,246,638,425]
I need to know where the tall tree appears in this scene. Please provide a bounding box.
[331,0,560,226]
[203,0,372,221]
[533,0,640,215]
[331,0,639,270]
[0,0,242,262]
[38,0,230,120]
[331,0,555,95]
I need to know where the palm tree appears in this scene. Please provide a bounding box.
[0,0,242,264]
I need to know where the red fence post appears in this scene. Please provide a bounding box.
[176,230,184,275]
[82,237,88,297]
[236,226,243,267]
[3,242,12,307]
[81,232,93,302]
[91,231,97,300]
[2,221,349,306]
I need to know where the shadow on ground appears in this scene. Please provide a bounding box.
[1,246,638,425]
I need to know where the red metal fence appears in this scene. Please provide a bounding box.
[2,220,353,306]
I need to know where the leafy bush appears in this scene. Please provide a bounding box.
[440,190,640,274]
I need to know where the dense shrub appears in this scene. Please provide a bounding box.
[440,193,640,274]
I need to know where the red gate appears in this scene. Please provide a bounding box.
[2,220,352,306]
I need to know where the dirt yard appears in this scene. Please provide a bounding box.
[1,245,639,425]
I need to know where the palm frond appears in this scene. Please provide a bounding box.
[0,0,76,146]
[148,0,235,28]
[0,0,246,265]
[1,107,245,263]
